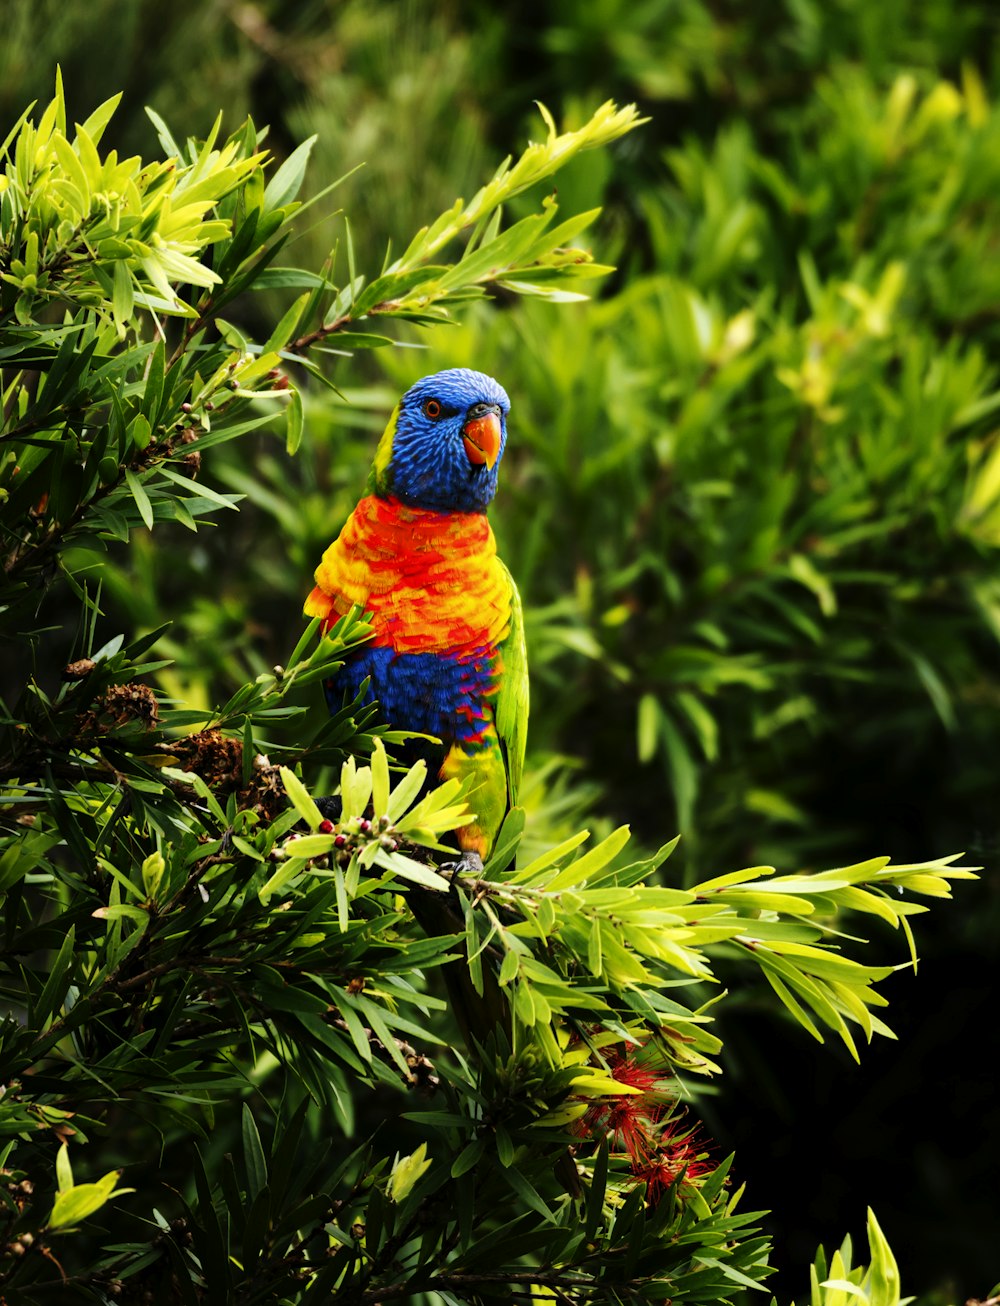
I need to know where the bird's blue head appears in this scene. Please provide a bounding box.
[369,368,511,513]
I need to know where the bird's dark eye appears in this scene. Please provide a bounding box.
[422,399,442,419]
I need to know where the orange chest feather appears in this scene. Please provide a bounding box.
[305,495,511,654]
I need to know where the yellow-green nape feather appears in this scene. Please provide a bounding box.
[367,404,400,496]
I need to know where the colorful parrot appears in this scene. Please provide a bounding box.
[304,368,527,872]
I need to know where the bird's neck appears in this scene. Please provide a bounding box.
[362,494,493,554]
[304,493,507,647]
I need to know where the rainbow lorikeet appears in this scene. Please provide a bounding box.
[304,368,527,871]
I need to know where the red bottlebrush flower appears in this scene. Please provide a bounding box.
[602,1093,655,1164]
[580,1051,665,1165]
[632,1117,715,1206]
[576,1045,718,1207]
[606,1051,660,1096]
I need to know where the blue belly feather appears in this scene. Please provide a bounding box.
[327,646,497,747]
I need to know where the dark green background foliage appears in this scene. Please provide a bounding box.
[1,0,999,1301]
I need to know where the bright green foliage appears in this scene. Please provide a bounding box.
[0,73,263,327]
[475,837,975,1065]
[0,64,983,1306]
[49,1145,134,1232]
[285,98,645,362]
[807,1210,907,1306]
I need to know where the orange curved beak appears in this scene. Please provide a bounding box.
[462,411,502,470]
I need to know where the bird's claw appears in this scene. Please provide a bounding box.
[439,851,484,880]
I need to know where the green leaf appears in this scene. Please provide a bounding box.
[141,851,165,900]
[585,1139,608,1241]
[263,136,317,212]
[242,1105,268,1200]
[371,738,390,816]
[286,387,304,454]
[35,924,75,1024]
[508,828,590,884]
[264,292,311,353]
[112,259,134,328]
[352,266,449,316]
[544,826,631,890]
[79,92,123,145]
[124,468,154,529]
[498,948,520,986]
[483,806,525,878]
[56,1144,73,1194]
[130,414,152,452]
[389,1142,432,1201]
[694,1255,771,1292]
[49,1170,133,1230]
[866,1208,902,1306]
[144,105,181,156]
[384,760,429,823]
[161,767,228,824]
[450,1139,485,1177]
[637,691,660,763]
[280,766,323,829]
[258,855,309,904]
[495,1126,515,1168]
[499,1165,556,1224]
[91,903,150,927]
[158,468,240,510]
[374,849,450,891]
[587,918,603,976]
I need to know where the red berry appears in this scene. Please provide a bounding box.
[334,834,348,849]
[359,819,372,834]
[318,819,334,834]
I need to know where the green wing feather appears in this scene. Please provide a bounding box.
[494,562,529,805]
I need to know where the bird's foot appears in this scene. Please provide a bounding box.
[439,850,484,881]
